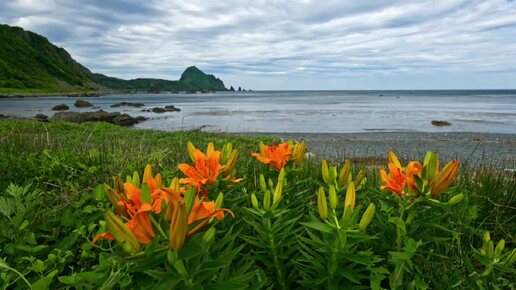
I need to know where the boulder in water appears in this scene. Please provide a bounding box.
[52,104,69,111]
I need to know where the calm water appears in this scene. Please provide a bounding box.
[1,90,515,133]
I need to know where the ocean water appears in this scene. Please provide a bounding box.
[1,90,515,133]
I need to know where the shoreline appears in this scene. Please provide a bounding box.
[233,131,516,169]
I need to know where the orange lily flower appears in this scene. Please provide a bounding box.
[379,152,423,197]
[380,163,406,197]
[94,183,156,245]
[252,142,293,171]
[188,198,234,225]
[178,149,224,192]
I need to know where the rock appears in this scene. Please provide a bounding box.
[52,104,69,111]
[134,116,148,123]
[201,89,210,94]
[111,102,145,108]
[74,100,93,107]
[50,110,146,126]
[431,120,452,126]
[112,114,136,126]
[35,113,48,120]
[164,105,180,112]
[151,106,181,113]
[152,107,166,113]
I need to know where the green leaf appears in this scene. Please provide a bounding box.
[31,270,57,290]
[301,222,333,234]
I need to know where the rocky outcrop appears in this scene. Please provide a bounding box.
[35,113,49,121]
[52,104,69,111]
[51,110,147,126]
[111,102,145,108]
[74,100,93,107]
[142,105,181,113]
[431,120,452,126]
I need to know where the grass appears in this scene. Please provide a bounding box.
[0,119,514,289]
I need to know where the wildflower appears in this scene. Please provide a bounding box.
[252,141,293,171]
[380,163,406,197]
[94,182,156,246]
[178,149,223,192]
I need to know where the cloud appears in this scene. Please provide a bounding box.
[1,0,515,89]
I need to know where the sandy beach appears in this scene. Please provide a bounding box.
[235,132,516,169]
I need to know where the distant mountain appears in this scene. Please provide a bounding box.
[93,66,227,91]
[0,24,228,92]
[92,73,196,91]
[179,66,226,91]
[0,24,97,90]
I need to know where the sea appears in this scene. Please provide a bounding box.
[1,90,515,134]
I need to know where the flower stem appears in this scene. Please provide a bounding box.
[267,218,287,289]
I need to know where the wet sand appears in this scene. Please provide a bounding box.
[234,132,516,169]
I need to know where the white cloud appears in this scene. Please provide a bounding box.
[1,0,515,89]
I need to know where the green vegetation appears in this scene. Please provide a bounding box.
[0,24,96,91]
[0,120,514,289]
[179,66,226,91]
[1,24,228,93]
[93,66,227,92]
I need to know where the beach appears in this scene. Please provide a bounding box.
[237,131,516,169]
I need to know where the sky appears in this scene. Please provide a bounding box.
[1,0,516,90]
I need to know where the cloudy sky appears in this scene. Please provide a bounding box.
[1,0,516,89]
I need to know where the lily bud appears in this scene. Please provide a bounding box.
[215,192,224,209]
[187,142,196,162]
[328,185,338,209]
[354,170,365,186]
[343,182,356,221]
[143,164,153,185]
[430,161,459,197]
[206,142,215,156]
[259,174,267,192]
[273,170,284,205]
[495,239,505,258]
[104,211,140,253]
[484,231,491,242]
[259,142,266,155]
[292,141,306,166]
[358,203,375,231]
[251,193,259,209]
[104,184,128,218]
[423,151,439,182]
[221,143,233,163]
[388,151,401,169]
[132,171,141,188]
[169,203,188,252]
[317,187,328,220]
[183,187,196,214]
[447,193,464,205]
[202,227,216,244]
[263,190,271,210]
[169,177,180,192]
[223,149,239,176]
[321,160,330,184]
[268,178,274,190]
[338,160,351,187]
[329,166,338,185]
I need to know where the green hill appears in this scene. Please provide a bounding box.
[0,24,97,91]
[0,24,229,93]
[93,66,227,92]
[180,66,226,91]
